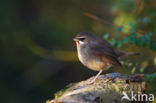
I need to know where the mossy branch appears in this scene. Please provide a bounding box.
[47,73,145,103]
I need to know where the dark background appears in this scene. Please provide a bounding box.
[1,0,156,103]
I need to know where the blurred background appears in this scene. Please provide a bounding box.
[1,0,156,103]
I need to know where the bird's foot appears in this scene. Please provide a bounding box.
[85,80,95,85]
[85,69,103,85]
[85,76,98,85]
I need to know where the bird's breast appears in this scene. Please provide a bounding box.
[77,48,111,71]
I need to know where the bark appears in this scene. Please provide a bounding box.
[47,72,146,103]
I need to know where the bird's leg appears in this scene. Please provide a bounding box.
[86,69,103,85]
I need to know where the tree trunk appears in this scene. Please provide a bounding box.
[47,72,146,103]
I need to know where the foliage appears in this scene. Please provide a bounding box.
[102,0,156,76]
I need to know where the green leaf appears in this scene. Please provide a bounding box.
[131,67,136,74]
[145,73,156,82]
[104,33,110,39]
[150,42,156,51]
[143,34,151,46]
[130,28,136,32]
[109,38,116,45]
[121,61,124,65]
[140,67,145,73]
[123,37,129,44]
[128,62,133,66]
[135,37,144,47]
[154,37,156,42]
[143,17,150,23]
[129,33,137,43]
[116,40,122,48]
[128,22,136,27]
[146,33,152,37]
[117,26,123,32]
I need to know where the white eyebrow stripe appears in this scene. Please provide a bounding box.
[79,41,84,44]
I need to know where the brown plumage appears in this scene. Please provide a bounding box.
[73,32,140,84]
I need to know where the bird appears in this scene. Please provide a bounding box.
[73,32,140,84]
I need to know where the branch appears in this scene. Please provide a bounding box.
[47,72,145,103]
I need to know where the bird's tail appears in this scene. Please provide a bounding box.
[116,50,140,58]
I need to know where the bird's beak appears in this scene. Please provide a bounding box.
[73,38,79,42]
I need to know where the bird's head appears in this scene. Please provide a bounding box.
[73,32,96,48]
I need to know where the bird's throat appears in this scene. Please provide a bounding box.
[76,41,80,46]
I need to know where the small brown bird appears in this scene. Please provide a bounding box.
[73,32,140,84]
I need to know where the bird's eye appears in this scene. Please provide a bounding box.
[78,38,85,41]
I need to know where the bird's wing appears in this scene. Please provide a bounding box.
[90,44,122,67]
[92,52,122,67]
